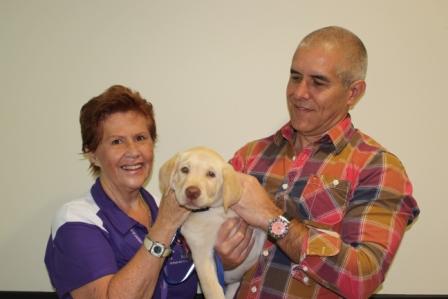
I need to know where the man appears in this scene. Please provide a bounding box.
[216,26,419,298]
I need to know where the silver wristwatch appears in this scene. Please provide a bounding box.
[143,235,172,258]
[267,214,290,240]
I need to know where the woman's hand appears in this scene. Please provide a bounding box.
[150,190,191,243]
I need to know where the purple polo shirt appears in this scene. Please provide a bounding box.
[44,179,198,299]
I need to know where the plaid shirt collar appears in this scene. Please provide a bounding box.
[275,114,354,154]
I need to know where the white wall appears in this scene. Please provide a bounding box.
[1,0,446,294]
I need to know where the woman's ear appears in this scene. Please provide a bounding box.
[158,154,179,195]
[86,152,100,167]
[222,164,242,211]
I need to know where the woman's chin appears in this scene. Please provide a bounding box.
[121,173,150,190]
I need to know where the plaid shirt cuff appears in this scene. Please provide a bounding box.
[302,226,341,259]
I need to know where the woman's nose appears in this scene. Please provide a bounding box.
[125,141,140,157]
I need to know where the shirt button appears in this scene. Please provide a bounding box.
[332,179,339,186]
[292,156,296,161]
[262,250,269,257]
[302,265,308,272]
[251,286,257,293]
[303,275,310,285]
[282,183,288,190]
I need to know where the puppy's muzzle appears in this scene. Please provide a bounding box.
[185,186,201,201]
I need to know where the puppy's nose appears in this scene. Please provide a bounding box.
[185,186,201,200]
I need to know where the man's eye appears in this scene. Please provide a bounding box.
[181,166,189,174]
[290,75,302,82]
[111,139,122,145]
[207,171,216,178]
[313,80,325,87]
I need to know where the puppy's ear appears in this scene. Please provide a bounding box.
[159,154,179,194]
[222,164,242,211]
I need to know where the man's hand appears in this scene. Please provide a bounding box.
[232,173,283,230]
[215,218,254,270]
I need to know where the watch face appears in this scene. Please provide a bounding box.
[271,221,286,235]
[268,216,289,240]
[152,244,163,255]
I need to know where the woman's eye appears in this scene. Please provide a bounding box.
[111,139,122,145]
[207,171,216,178]
[136,135,147,141]
[181,166,189,174]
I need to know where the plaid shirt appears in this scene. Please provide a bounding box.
[230,116,419,299]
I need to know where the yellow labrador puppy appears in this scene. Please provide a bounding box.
[159,147,265,299]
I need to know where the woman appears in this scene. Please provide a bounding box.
[44,85,198,299]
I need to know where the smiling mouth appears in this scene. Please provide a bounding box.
[121,163,144,171]
[292,101,313,111]
[296,106,313,112]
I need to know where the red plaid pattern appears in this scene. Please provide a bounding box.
[230,116,419,299]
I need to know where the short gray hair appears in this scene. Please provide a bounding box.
[298,26,368,87]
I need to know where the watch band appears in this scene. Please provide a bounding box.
[282,211,293,221]
[143,235,172,258]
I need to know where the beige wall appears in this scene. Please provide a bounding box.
[1,0,446,294]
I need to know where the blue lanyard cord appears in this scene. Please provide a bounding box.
[163,263,196,285]
[161,239,225,292]
[162,232,197,286]
[152,230,224,293]
[164,250,225,290]
[214,251,226,292]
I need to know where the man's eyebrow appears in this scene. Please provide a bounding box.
[290,69,330,83]
[290,68,300,75]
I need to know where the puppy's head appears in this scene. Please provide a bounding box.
[159,147,241,211]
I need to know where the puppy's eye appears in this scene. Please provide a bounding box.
[181,166,189,174]
[207,171,216,178]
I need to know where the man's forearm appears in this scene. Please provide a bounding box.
[276,219,308,263]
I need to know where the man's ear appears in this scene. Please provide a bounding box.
[222,164,242,212]
[347,80,366,109]
[159,154,179,195]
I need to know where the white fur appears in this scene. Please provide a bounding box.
[159,147,265,299]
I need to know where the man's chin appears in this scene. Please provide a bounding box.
[291,121,313,133]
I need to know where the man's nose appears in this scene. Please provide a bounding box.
[292,80,310,99]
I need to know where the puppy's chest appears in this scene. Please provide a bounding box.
[181,208,236,237]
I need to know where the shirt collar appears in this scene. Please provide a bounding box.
[90,178,158,234]
[275,114,354,154]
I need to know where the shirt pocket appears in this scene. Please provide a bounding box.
[298,175,350,226]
